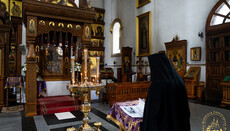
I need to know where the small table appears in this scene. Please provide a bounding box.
[5,77,23,107]
[107,100,143,131]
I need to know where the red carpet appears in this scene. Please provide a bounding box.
[37,95,81,115]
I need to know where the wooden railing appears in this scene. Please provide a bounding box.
[107,81,151,107]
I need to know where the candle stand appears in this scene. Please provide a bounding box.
[67,48,103,131]
[67,82,104,131]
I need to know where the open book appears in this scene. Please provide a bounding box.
[120,98,145,118]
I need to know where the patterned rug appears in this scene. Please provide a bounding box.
[37,95,81,115]
[1,105,24,113]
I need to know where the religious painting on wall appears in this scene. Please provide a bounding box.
[1,0,9,12]
[136,11,151,56]
[83,24,91,42]
[51,0,74,7]
[95,13,104,22]
[190,47,201,61]
[167,49,183,72]
[27,16,37,36]
[10,0,22,17]
[124,56,131,73]
[88,51,104,65]
[9,43,16,64]
[90,39,104,47]
[136,0,151,8]
[165,39,187,79]
[91,24,104,37]
[90,57,97,80]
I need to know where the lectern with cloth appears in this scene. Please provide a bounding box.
[4,77,23,107]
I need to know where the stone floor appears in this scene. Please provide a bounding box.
[0,101,229,131]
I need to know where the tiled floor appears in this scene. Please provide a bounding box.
[0,101,230,131]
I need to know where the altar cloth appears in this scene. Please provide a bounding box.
[107,99,142,131]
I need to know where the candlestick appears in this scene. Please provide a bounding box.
[80,73,83,82]
[88,0,91,8]
[84,48,88,83]
[71,57,75,84]
[96,57,100,83]
[75,48,78,62]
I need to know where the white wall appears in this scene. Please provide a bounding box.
[104,0,156,77]
[155,0,218,82]
[104,0,219,83]
[104,0,120,77]
[91,0,104,8]
[21,23,27,76]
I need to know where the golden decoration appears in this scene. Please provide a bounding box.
[58,23,64,28]
[67,24,73,29]
[36,56,39,62]
[35,45,39,52]
[76,25,81,30]
[39,20,45,26]
[202,111,227,131]
[49,21,55,27]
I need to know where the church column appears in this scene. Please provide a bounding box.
[0,25,10,108]
[24,15,37,117]
[25,44,37,117]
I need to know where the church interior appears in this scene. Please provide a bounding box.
[0,0,230,130]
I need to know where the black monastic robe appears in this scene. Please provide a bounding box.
[142,53,190,131]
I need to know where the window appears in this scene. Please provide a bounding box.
[210,0,230,26]
[111,18,123,56]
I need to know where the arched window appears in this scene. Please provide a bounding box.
[209,0,230,26]
[110,18,123,57]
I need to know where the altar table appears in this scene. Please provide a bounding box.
[107,100,143,131]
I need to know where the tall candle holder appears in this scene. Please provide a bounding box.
[96,57,100,84]
[88,0,91,8]
[67,47,104,131]
[71,57,75,85]
[83,48,88,84]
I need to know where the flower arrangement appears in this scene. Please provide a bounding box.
[21,63,27,74]
[70,62,81,72]
[21,62,39,74]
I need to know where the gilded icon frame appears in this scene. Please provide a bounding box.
[136,11,151,56]
[165,39,187,79]
[83,24,91,42]
[190,47,201,61]
[27,16,37,37]
[136,0,151,8]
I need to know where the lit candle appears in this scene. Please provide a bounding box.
[80,73,83,82]
[75,49,78,62]
[83,48,88,83]
[84,48,88,73]
[71,57,75,84]
[96,57,100,83]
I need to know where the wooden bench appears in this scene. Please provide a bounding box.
[107,81,151,107]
